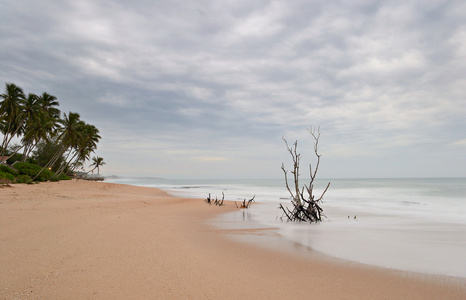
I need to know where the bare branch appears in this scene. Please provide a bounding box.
[279,127,331,223]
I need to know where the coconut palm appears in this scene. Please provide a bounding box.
[89,156,105,175]
[70,160,85,172]
[8,93,41,142]
[37,92,60,119]
[20,92,61,162]
[21,93,41,124]
[0,83,25,120]
[0,83,26,161]
[53,123,101,178]
[21,112,58,162]
[73,124,101,166]
[33,112,84,180]
[1,93,43,161]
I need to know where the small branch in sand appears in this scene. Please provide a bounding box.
[205,192,225,206]
[235,195,255,209]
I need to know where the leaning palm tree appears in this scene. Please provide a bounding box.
[20,111,58,162]
[37,92,60,119]
[33,112,83,180]
[89,156,105,175]
[70,160,85,173]
[52,123,101,178]
[22,92,62,162]
[71,124,101,169]
[2,93,41,161]
[0,83,26,161]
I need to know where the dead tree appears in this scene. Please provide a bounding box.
[214,192,225,206]
[205,192,225,206]
[235,195,255,209]
[279,127,330,222]
[205,193,212,205]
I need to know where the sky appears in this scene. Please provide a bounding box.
[1,0,465,179]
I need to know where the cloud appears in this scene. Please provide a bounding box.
[449,139,466,147]
[193,156,227,161]
[1,0,465,178]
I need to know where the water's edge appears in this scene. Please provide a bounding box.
[207,202,466,281]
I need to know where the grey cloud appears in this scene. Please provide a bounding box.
[1,0,465,178]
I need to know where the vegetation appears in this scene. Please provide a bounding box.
[15,174,32,184]
[0,164,18,176]
[0,82,104,184]
[14,162,54,182]
[0,171,15,185]
[31,140,65,172]
[279,127,331,223]
[89,156,105,175]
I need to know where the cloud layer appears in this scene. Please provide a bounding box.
[1,0,465,178]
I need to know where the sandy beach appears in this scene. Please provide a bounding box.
[1,181,465,299]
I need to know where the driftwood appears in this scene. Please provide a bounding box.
[205,193,255,209]
[279,127,330,222]
[235,195,255,209]
[205,192,225,206]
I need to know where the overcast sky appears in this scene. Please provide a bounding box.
[1,0,465,179]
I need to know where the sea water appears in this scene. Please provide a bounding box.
[107,177,466,278]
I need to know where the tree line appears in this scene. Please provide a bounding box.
[0,82,104,183]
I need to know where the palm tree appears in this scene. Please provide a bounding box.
[3,93,42,161]
[72,124,101,167]
[70,160,85,173]
[21,112,58,162]
[90,156,105,175]
[33,112,84,180]
[21,93,41,124]
[0,83,26,162]
[20,92,61,162]
[37,92,60,119]
[52,123,101,178]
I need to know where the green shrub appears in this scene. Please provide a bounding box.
[0,171,15,183]
[56,174,71,181]
[15,175,32,184]
[6,153,23,165]
[0,164,19,176]
[14,162,54,182]
[32,141,65,172]
[14,162,40,176]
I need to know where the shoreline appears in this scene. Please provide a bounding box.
[209,201,466,279]
[1,180,465,299]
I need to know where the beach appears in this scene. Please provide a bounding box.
[1,180,465,299]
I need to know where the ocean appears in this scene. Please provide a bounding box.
[106,177,466,278]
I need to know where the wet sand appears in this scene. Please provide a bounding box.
[1,180,465,299]
[211,202,466,278]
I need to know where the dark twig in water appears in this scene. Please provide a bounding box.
[235,195,255,209]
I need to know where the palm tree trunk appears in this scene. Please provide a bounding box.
[4,142,26,162]
[51,150,78,179]
[1,133,11,161]
[0,120,13,159]
[21,142,31,162]
[68,155,83,173]
[27,140,38,157]
[0,116,27,160]
[32,145,66,180]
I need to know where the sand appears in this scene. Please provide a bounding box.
[1,180,465,299]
